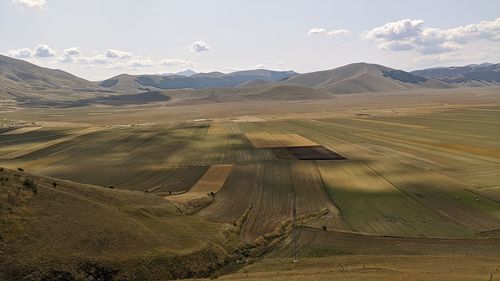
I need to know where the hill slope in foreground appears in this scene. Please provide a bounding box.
[0,168,241,280]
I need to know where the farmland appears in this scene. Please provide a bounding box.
[1,89,500,280]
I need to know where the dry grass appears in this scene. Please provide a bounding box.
[0,167,229,280]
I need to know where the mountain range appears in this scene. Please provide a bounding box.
[99,69,298,92]
[411,63,500,86]
[1,54,499,107]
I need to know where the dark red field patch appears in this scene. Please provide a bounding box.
[286,146,345,160]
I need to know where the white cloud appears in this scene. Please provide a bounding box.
[12,0,46,8]
[364,19,424,41]
[7,48,33,58]
[75,55,110,65]
[105,49,132,59]
[34,44,55,57]
[127,58,154,68]
[160,58,194,67]
[58,56,73,63]
[327,29,351,36]
[58,47,81,62]
[308,28,327,35]
[188,41,210,53]
[364,17,500,55]
[309,27,350,37]
[63,47,81,57]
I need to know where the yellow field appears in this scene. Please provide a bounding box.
[207,122,228,135]
[245,132,318,148]
[167,164,234,202]
[318,161,396,193]
[231,115,266,122]
[272,133,318,147]
[1,127,42,135]
[245,132,283,148]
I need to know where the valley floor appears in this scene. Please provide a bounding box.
[1,88,500,280]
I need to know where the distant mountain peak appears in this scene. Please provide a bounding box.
[161,69,197,77]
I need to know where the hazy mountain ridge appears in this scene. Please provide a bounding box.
[412,63,500,85]
[1,54,499,107]
[100,69,298,92]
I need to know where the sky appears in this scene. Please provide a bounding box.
[1,0,499,81]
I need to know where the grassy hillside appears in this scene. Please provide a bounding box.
[0,167,238,280]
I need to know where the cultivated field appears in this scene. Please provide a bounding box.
[1,89,500,280]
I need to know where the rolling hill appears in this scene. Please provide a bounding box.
[285,62,451,94]
[0,54,97,91]
[412,63,500,86]
[0,55,114,105]
[99,69,297,92]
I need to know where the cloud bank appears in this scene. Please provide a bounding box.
[364,17,500,55]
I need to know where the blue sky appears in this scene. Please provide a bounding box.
[1,0,499,80]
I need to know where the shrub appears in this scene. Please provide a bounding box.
[52,182,57,188]
[322,225,327,231]
[17,168,24,172]
[22,178,37,194]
